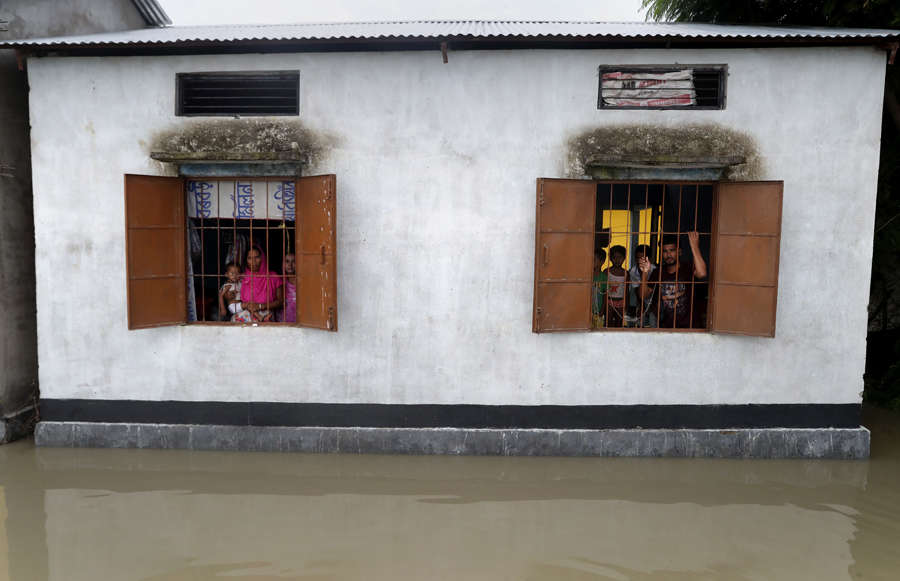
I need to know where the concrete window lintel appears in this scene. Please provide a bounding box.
[586,155,746,181]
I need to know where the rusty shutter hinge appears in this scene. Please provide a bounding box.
[327,306,335,330]
[539,191,545,206]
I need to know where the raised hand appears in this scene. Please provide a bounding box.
[686,231,708,279]
[638,255,651,274]
[687,231,700,249]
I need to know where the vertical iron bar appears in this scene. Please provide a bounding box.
[265,179,270,322]
[656,185,666,328]
[642,184,649,327]
[604,183,612,328]
[624,183,631,327]
[216,180,222,320]
[673,184,683,329]
[232,180,238,322]
[282,179,287,323]
[294,176,299,325]
[199,181,205,322]
[689,184,699,330]
[248,179,254,321]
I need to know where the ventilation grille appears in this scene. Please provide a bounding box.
[598,66,726,110]
[177,71,299,116]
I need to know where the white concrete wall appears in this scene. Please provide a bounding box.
[0,0,147,417]
[26,46,886,405]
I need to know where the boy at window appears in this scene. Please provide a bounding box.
[604,245,629,327]
[639,232,707,328]
[592,249,607,329]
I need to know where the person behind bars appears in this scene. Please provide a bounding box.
[276,252,297,323]
[236,245,284,323]
[591,248,608,329]
[638,232,707,329]
[604,245,629,327]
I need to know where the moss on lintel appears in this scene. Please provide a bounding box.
[587,154,746,169]
[567,124,763,181]
[150,151,304,163]
[149,118,331,168]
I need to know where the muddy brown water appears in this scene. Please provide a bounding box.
[1,408,899,580]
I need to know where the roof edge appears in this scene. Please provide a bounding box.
[1,20,897,52]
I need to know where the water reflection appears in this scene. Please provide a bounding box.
[0,408,897,580]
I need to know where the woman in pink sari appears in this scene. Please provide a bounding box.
[233,246,283,322]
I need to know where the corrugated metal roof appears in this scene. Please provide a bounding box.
[130,0,172,27]
[1,20,897,49]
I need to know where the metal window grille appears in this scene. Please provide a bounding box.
[593,181,714,332]
[186,177,297,324]
[176,71,300,117]
[598,65,726,110]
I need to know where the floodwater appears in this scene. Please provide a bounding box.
[1,410,899,580]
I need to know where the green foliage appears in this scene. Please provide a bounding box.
[641,0,900,27]
[643,0,900,405]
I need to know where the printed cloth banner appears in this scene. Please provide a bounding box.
[187,180,296,220]
[601,69,696,107]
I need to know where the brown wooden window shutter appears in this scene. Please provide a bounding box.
[295,174,338,331]
[532,178,595,332]
[124,174,187,330]
[710,181,783,337]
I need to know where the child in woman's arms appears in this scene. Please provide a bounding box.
[218,262,253,321]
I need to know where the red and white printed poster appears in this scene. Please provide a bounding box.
[601,69,696,107]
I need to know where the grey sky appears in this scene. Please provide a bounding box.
[157,0,649,26]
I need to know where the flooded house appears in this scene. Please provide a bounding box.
[1,21,897,457]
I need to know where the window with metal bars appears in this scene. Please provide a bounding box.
[598,65,726,110]
[185,178,297,324]
[124,173,337,331]
[592,183,713,330]
[176,71,300,117]
[532,179,783,336]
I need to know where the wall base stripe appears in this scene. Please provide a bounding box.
[39,400,862,430]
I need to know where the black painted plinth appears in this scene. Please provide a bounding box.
[39,400,863,430]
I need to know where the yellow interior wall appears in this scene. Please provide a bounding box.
[601,210,630,269]
[599,208,658,269]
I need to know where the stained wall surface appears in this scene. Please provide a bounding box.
[26,47,886,406]
[0,0,147,418]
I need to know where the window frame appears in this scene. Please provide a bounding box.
[597,64,728,111]
[175,70,301,117]
[123,173,338,332]
[534,178,720,334]
[596,179,717,334]
[533,177,784,337]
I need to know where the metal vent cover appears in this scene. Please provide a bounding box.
[598,65,726,110]
[176,71,300,117]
